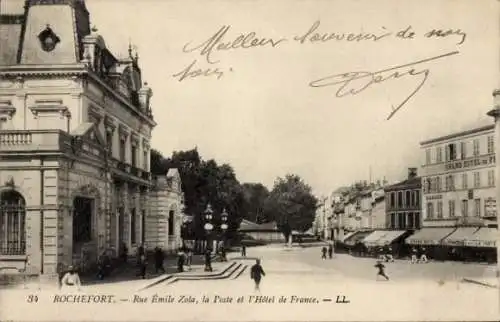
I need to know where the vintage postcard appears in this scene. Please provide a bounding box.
[0,0,499,321]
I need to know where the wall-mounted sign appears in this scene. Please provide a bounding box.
[445,155,495,171]
[426,194,443,200]
[485,197,496,217]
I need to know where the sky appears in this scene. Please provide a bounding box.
[5,0,498,196]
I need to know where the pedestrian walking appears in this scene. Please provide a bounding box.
[241,245,247,257]
[137,253,147,279]
[374,261,389,281]
[204,249,213,272]
[60,266,82,291]
[410,247,418,264]
[328,244,333,259]
[177,248,186,272]
[250,259,266,291]
[136,244,145,265]
[220,246,227,262]
[186,248,193,271]
[321,246,327,259]
[120,241,128,263]
[154,247,165,274]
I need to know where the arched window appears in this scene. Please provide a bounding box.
[0,190,26,255]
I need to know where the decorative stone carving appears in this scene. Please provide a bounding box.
[0,100,16,120]
[29,99,69,119]
[38,25,60,52]
[118,124,129,140]
[131,133,139,147]
[88,105,102,124]
[104,115,116,133]
[4,176,15,188]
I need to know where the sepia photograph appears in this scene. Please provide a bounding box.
[0,0,499,321]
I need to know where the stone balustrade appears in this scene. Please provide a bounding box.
[0,130,69,152]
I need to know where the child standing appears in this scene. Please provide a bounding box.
[321,246,327,259]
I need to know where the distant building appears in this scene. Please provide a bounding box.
[384,168,422,230]
[238,220,285,243]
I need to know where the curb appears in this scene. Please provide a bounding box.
[165,263,244,284]
[461,278,498,289]
[139,261,239,291]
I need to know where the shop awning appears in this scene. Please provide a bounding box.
[342,231,356,242]
[375,230,407,246]
[405,228,455,246]
[464,228,498,248]
[344,230,373,246]
[442,227,480,246]
[362,230,388,247]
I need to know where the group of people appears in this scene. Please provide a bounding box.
[410,247,428,264]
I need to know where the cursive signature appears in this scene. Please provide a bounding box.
[309,51,459,120]
[182,25,287,64]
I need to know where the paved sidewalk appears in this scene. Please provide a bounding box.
[3,253,227,291]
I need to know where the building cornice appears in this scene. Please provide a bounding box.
[86,71,156,128]
[0,65,156,128]
[420,124,494,146]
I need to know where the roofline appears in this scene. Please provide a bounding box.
[384,177,422,191]
[0,65,157,127]
[420,124,494,146]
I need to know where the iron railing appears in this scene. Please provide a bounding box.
[0,241,26,255]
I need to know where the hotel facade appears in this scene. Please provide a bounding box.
[410,124,497,259]
[420,125,496,228]
[0,0,169,276]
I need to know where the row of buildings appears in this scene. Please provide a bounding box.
[314,124,498,261]
[0,0,185,277]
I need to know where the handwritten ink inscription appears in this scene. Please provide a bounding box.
[309,51,459,120]
[173,25,286,82]
[174,21,467,119]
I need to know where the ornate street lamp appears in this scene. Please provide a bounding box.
[220,208,229,259]
[203,204,214,252]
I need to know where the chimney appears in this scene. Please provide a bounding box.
[408,167,418,179]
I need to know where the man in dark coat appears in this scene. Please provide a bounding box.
[154,247,165,273]
[204,249,213,272]
[250,259,266,291]
[328,244,333,259]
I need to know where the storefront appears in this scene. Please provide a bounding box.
[338,230,372,255]
[375,230,410,257]
[363,230,389,248]
[441,227,480,261]
[464,227,498,263]
[405,227,456,260]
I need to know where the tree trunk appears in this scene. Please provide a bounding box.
[287,235,293,247]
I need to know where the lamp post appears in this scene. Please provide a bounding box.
[203,204,214,252]
[220,208,228,261]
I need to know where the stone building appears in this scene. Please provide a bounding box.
[0,0,156,276]
[407,124,497,259]
[148,169,185,254]
[384,168,422,230]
